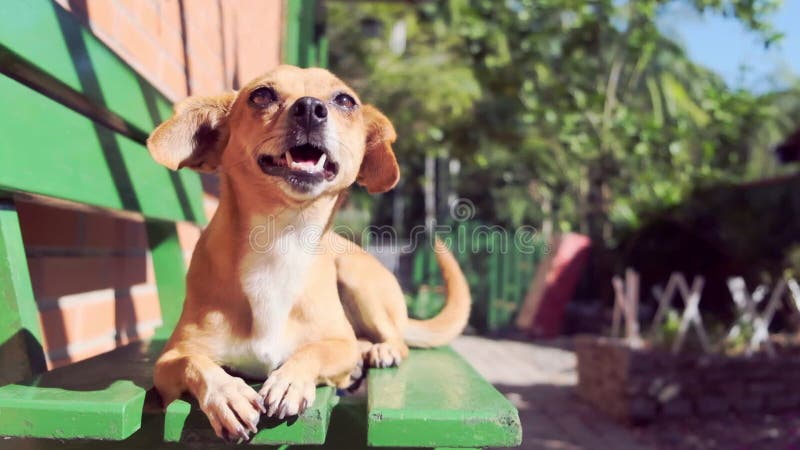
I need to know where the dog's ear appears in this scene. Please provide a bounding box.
[357,105,399,194]
[146,93,236,172]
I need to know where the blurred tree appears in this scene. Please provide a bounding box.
[327,0,794,248]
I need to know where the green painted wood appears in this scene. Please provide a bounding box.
[487,236,501,332]
[284,0,323,68]
[0,75,204,223]
[0,395,440,449]
[162,398,190,442]
[146,221,188,340]
[0,0,174,139]
[0,340,162,440]
[164,386,337,445]
[0,380,145,440]
[367,347,522,448]
[283,0,304,67]
[0,201,46,385]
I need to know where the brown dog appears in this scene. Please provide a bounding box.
[146,65,470,442]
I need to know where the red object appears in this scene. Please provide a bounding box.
[519,233,591,338]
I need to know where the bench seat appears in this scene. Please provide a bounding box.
[0,346,521,448]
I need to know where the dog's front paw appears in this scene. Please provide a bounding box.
[366,342,406,368]
[259,368,316,419]
[200,376,264,443]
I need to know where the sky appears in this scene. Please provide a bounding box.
[657,1,799,92]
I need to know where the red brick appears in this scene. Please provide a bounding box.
[112,254,152,286]
[82,212,116,249]
[121,220,148,249]
[84,213,146,250]
[28,256,105,299]
[16,202,83,249]
[40,0,285,368]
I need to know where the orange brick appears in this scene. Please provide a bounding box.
[40,295,116,347]
[130,286,162,322]
[145,254,156,285]
[160,30,185,70]
[159,0,182,35]
[203,192,219,221]
[85,0,119,36]
[159,59,188,99]
[233,0,283,82]
[137,0,160,32]
[117,0,142,23]
[40,285,161,368]
[177,221,201,251]
[116,14,160,76]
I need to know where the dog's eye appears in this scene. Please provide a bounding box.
[333,93,357,109]
[249,87,278,108]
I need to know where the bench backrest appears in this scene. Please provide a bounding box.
[0,0,205,384]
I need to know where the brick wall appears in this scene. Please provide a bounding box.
[20,0,284,368]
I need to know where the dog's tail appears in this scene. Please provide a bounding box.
[404,238,471,348]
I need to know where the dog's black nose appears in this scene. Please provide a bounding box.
[290,97,327,129]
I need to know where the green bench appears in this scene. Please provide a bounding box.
[0,2,522,448]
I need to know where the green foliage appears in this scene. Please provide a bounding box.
[649,308,681,348]
[328,0,795,247]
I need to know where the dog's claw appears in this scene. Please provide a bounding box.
[299,398,309,414]
[278,402,288,420]
[267,399,279,417]
[253,397,267,414]
[246,418,258,434]
[223,427,248,444]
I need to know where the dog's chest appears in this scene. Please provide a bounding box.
[223,226,319,378]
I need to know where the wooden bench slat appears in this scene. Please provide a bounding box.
[0,341,161,440]
[0,75,204,223]
[145,221,189,340]
[164,386,337,445]
[367,347,522,448]
[0,0,174,140]
[0,381,146,440]
[0,201,46,386]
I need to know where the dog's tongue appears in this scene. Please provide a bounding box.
[287,147,326,173]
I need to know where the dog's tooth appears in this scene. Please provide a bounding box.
[285,151,294,166]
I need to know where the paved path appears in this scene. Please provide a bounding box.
[451,335,653,450]
[451,335,800,450]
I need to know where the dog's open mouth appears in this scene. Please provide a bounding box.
[257,144,339,185]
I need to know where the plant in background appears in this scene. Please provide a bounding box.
[328,0,794,251]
